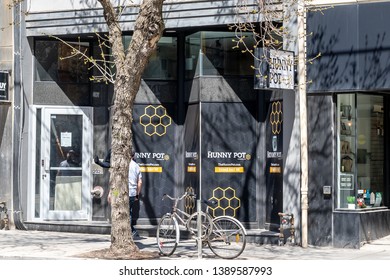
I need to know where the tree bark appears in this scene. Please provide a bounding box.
[98,0,165,254]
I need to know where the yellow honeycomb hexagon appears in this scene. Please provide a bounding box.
[270,101,282,134]
[139,105,172,137]
[208,187,241,218]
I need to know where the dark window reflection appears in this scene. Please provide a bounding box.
[35,41,90,83]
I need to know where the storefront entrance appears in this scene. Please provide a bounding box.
[40,107,92,220]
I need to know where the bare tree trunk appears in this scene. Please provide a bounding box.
[98,0,165,255]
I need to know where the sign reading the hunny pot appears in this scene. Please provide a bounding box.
[254,49,294,90]
[0,71,9,101]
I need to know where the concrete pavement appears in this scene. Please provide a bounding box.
[1,229,390,260]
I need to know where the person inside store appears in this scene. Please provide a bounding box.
[58,149,79,176]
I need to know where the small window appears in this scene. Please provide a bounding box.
[185,31,255,79]
[123,36,178,80]
[35,40,90,83]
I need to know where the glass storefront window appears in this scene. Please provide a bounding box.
[185,32,201,79]
[35,41,90,83]
[185,31,255,79]
[123,36,177,80]
[356,95,384,208]
[338,94,356,209]
[337,94,385,209]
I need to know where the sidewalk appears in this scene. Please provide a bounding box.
[1,229,390,260]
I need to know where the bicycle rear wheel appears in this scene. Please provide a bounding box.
[208,216,246,259]
[156,214,179,256]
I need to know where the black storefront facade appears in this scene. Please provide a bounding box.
[24,30,299,238]
[10,0,390,249]
[17,1,303,245]
[307,1,390,248]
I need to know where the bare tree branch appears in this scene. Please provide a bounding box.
[98,0,126,70]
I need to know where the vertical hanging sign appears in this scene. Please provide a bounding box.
[267,101,283,174]
[0,71,9,101]
[265,100,284,225]
[184,104,200,197]
[254,49,294,90]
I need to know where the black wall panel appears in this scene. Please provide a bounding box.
[308,2,390,92]
[307,5,358,92]
[201,102,258,222]
[133,103,177,221]
[358,3,390,90]
[307,95,334,246]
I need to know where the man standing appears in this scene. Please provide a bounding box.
[95,148,142,238]
[128,148,142,238]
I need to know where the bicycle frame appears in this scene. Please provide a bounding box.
[172,208,192,229]
[163,193,194,231]
[163,193,213,238]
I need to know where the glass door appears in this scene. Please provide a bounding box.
[41,107,92,220]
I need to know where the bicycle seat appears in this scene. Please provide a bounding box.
[203,199,217,207]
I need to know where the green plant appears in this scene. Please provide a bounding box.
[347,196,355,204]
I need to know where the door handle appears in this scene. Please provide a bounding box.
[42,158,50,172]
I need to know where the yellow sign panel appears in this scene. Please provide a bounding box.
[215,166,244,173]
[187,166,197,173]
[140,166,162,173]
[270,166,281,173]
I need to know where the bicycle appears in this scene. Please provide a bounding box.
[156,192,213,256]
[156,192,247,259]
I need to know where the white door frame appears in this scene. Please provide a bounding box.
[39,106,93,220]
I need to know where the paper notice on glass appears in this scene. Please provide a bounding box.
[61,132,72,147]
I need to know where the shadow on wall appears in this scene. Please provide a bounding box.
[307,5,390,92]
[307,96,334,246]
[0,106,10,148]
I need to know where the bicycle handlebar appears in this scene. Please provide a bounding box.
[161,193,218,208]
[162,192,196,201]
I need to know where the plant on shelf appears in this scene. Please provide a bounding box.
[347,196,355,209]
[347,196,355,204]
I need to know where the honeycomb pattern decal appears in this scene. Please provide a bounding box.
[139,105,172,136]
[270,101,282,135]
[208,187,240,218]
[184,186,195,214]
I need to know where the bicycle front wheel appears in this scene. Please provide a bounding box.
[208,216,246,259]
[156,214,179,256]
